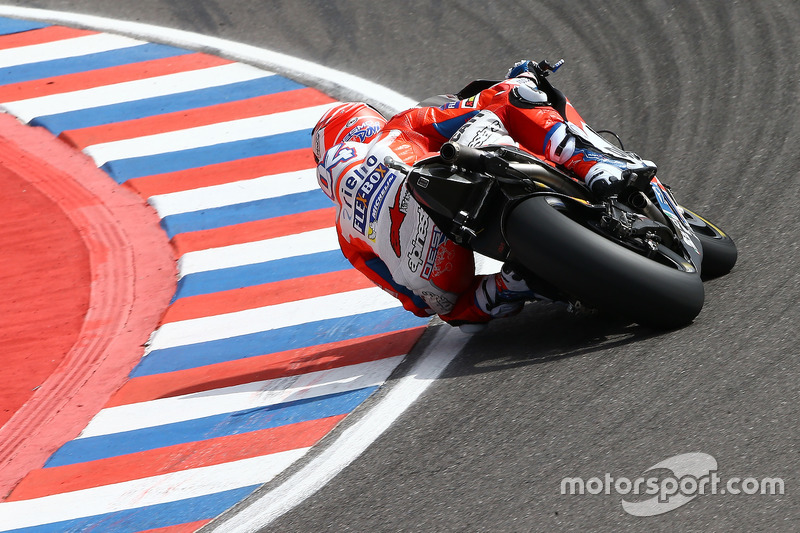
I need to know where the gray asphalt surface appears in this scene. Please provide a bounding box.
[13,1,800,531]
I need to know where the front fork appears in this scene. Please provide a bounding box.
[647,177,703,268]
[593,175,703,269]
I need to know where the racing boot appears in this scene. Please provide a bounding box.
[457,264,556,334]
[584,162,628,198]
[586,164,659,198]
[475,263,550,319]
[545,123,657,198]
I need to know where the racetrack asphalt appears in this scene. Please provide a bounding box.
[2,1,799,532]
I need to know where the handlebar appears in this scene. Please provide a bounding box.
[534,59,565,77]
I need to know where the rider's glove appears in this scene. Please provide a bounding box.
[507,60,536,79]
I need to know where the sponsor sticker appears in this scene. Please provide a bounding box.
[353,160,396,238]
[421,227,446,280]
[407,208,429,273]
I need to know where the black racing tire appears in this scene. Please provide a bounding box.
[504,196,705,329]
[681,208,738,279]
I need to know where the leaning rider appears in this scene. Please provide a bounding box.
[312,60,657,328]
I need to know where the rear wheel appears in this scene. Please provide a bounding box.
[504,196,705,329]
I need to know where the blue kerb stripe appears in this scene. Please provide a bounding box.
[133,307,427,376]
[173,250,352,300]
[0,17,49,35]
[1,485,259,533]
[162,189,330,237]
[30,75,304,135]
[45,388,377,467]
[0,43,192,86]
[101,129,312,182]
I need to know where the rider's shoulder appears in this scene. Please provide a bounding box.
[321,140,392,173]
[498,77,550,108]
[321,141,360,161]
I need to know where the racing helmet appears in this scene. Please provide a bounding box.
[311,102,387,163]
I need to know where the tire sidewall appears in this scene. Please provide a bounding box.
[504,196,705,328]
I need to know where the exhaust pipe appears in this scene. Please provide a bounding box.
[628,191,669,226]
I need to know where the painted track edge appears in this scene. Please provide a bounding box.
[0,5,416,116]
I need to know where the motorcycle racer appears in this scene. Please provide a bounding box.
[312,60,657,327]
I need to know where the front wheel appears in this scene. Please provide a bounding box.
[681,208,737,279]
[504,196,705,329]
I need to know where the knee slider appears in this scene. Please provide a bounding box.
[545,123,575,164]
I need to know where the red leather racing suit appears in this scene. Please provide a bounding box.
[316,76,615,324]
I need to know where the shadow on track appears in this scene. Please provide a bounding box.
[445,303,667,378]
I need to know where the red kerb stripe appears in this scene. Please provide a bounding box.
[137,520,213,533]
[162,269,372,324]
[6,416,343,501]
[0,53,231,102]
[0,26,97,50]
[61,87,335,149]
[125,149,315,198]
[170,207,335,257]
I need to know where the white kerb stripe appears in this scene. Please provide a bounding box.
[148,168,317,217]
[0,33,144,69]
[1,62,273,123]
[0,451,308,530]
[147,286,400,352]
[177,226,339,277]
[83,103,335,166]
[78,356,404,439]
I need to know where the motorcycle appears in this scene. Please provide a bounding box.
[390,60,737,329]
